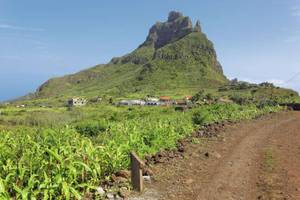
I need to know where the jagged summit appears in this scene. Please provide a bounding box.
[168,11,184,22]
[194,20,202,32]
[142,11,202,48]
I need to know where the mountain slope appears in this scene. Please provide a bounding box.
[36,11,228,98]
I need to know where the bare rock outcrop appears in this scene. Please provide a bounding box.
[142,11,202,48]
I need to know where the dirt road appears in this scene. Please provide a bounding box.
[130,111,300,200]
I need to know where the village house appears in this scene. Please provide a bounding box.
[177,97,194,106]
[131,100,146,106]
[176,100,188,106]
[145,97,160,106]
[89,96,102,103]
[16,104,26,108]
[185,96,193,101]
[118,100,145,106]
[118,100,130,106]
[146,101,162,106]
[146,97,159,102]
[117,96,195,107]
[67,97,87,107]
[159,96,173,105]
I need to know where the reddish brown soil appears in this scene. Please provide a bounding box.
[129,111,300,200]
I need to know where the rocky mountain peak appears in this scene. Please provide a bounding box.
[142,11,202,49]
[194,20,201,32]
[168,11,184,22]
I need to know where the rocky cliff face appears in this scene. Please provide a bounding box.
[142,11,201,48]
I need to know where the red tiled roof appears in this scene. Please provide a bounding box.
[160,96,171,100]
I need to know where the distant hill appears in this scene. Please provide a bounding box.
[35,11,228,99]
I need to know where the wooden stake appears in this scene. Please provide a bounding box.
[130,152,145,192]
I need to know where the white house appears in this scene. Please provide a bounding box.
[68,97,87,107]
[145,97,161,106]
[146,97,159,102]
[118,100,145,106]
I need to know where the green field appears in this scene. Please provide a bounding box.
[0,102,284,199]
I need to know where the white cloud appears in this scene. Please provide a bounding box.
[239,78,285,87]
[0,24,44,32]
[266,79,285,85]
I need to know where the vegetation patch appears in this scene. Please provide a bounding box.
[0,103,283,199]
[263,148,276,171]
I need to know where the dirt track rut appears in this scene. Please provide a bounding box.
[130,111,300,200]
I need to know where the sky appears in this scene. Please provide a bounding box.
[0,0,300,101]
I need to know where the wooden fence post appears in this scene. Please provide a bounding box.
[130,152,145,192]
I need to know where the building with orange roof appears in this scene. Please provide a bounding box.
[185,96,193,101]
[159,96,173,105]
[159,96,171,101]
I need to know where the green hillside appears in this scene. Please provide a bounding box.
[32,11,298,103]
[35,11,228,99]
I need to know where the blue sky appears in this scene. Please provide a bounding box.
[1,0,300,101]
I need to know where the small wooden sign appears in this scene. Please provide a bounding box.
[130,152,145,192]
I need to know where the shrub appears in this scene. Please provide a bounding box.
[75,120,108,137]
[230,94,252,105]
[192,110,209,125]
[257,100,278,109]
